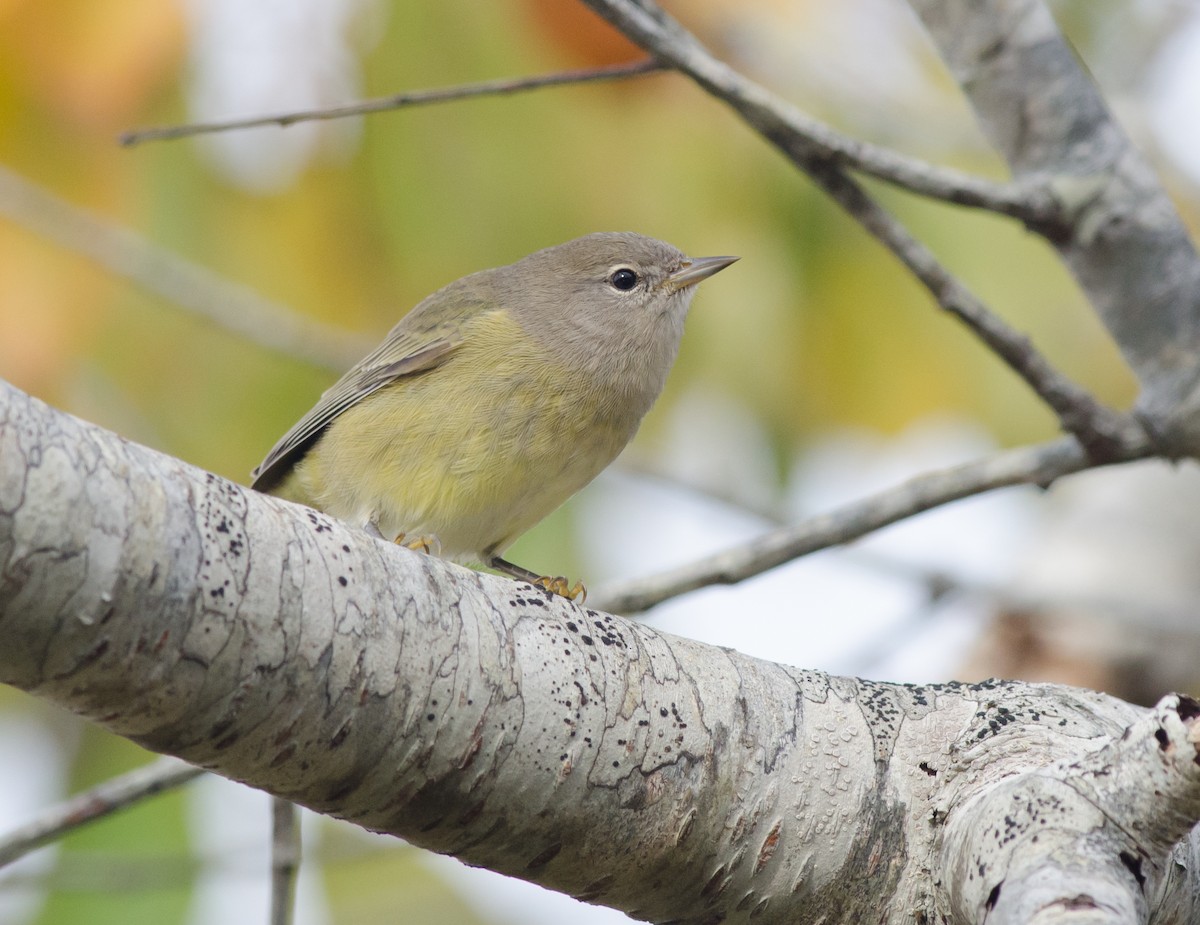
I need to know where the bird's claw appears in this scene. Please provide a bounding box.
[534,575,587,603]
[394,532,441,556]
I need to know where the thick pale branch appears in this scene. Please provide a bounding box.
[907,0,1200,453]
[3,379,1198,922]
[941,694,1200,924]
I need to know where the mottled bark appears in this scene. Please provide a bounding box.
[4,380,1200,923]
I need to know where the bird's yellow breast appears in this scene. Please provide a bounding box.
[280,310,636,560]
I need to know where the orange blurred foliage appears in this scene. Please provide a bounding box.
[0,0,186,398]
[517,0,646,67]
[0,0,184,130]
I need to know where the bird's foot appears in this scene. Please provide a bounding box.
[487,555,587,603]
[394,532,441,556]
[533,575,587,603]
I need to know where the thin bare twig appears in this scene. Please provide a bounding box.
[120,59,665,146]
[589,434,1153,614]
[619,457,1200,639]
[0,757,203,868]
[270,798,301,925]
[803,162,1141,459]
[0,165,368,372]
[617,456,787,525]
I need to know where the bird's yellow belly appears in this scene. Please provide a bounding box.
[282,346,633,561]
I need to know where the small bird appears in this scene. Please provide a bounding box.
[251,232,736,599]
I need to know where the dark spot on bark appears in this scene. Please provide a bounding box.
[1119,850,1145,887]
[459,734,482,770]
[338,576,348,586]
[1155,727,1170,750]
[700,863,731,899]
[208,718,234,740]
[676,809,696,846]
[985,882,1002,910]
[456,800,485,826]
[575,874,614,902]
[270,743,296,767]
[330,720,352,748]
[918,761,937,776]
[525,842,562,871]
[76,638,109,670]
[755,821,782,873]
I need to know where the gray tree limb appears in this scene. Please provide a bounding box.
[907,0,1200,454]
[3,378,1200,923]
[0,757,202,868]
[590,434,1152,615]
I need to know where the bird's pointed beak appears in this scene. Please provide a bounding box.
[663,254,739,292]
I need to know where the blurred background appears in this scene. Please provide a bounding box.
[2,0,1199,922]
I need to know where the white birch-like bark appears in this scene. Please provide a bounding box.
[3,379,1200,923]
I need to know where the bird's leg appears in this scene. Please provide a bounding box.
[488,555,586,603]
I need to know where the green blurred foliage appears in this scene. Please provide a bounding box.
[0,0,1195,921]
[33,732,192,925]
[318,827,487,925]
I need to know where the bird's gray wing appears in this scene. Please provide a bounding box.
[250,287,488,493]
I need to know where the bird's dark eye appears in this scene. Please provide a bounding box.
[609,267,639,291]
